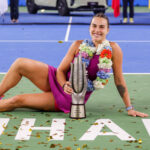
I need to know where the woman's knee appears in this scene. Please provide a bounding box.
[13,58,27,70]
[13,58,33,74]
[14,57,27,65]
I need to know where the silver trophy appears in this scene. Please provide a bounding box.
[69,54,87,119]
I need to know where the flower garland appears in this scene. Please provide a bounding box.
[78,39,113,92]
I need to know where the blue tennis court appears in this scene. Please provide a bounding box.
[0,22,150,73]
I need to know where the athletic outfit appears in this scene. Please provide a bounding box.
[122,0,134,18]
[10,0,19,20]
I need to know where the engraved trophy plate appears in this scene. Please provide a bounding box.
[70,104,86,119]
[69,54,87,119]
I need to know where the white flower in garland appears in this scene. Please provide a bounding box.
[79,43,96,56]
[93,80,104,89]
[98,58,112,69]
[90,47,97,53]
[96,40,110,55]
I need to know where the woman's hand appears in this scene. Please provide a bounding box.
[128,109,149,117]
[63,81,73,95]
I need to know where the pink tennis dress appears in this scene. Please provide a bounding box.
[48,53,99,113]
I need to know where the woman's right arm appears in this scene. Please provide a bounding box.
[56,40,82,94]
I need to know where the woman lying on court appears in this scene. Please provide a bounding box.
[0,13,148,117]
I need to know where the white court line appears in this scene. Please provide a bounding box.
[0,40,150,43]
[64,17,72,42]
[114,40,150,43]
[0,72,150,74]
[0,40,65,43]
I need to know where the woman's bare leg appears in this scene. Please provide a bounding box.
[0,58,51,96]
[0,92,59,112]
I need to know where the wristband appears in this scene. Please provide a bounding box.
[126,105,134,111]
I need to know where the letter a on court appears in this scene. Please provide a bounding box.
[79,119,135,141]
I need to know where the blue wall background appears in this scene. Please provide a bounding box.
[108,0,149,6]
[8,0,149,6]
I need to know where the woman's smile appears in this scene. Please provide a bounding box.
[92,33,102,38]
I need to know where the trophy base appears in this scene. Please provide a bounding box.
[69,104,86,119]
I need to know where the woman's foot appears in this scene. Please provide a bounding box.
[123,18,127,23]
[129,18,134,23]
[11,19,18,23]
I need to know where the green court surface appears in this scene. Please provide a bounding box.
[0,74,150,150]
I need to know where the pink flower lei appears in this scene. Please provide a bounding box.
[78,39,113,92]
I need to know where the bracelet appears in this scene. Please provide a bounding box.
[126,105,134,111]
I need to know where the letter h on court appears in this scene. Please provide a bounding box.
[15,118,65,140]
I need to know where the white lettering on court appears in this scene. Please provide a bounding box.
[79,119,135,141]
[15,118,65,140]
[142,119,150,136]
[0,118,10,135]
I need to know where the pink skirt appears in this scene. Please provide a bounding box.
[48,65,92,113]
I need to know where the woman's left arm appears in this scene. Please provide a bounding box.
[111,42,148,117]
